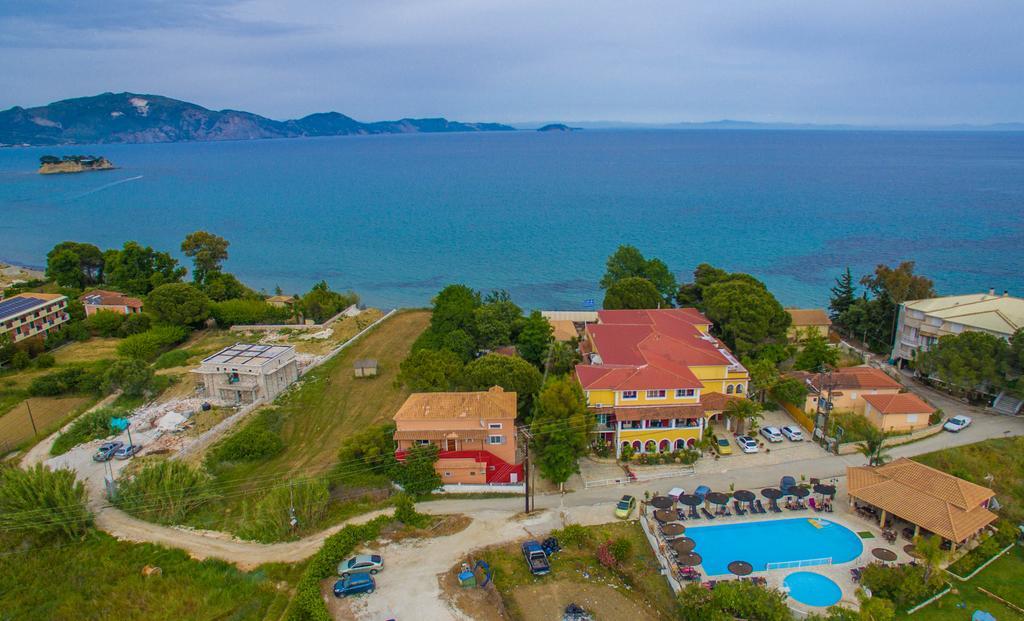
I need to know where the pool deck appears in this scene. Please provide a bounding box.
[641,477,916,616]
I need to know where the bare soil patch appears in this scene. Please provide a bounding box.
[511,582,661,621]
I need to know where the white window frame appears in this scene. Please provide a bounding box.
[488,422,502,429]
[488,435,505,445]
[646,389,667,400]
[675,388,695,398]
[621,390,638,400]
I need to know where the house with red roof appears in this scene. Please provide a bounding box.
[575,308,749,458]
[861,392,935,433]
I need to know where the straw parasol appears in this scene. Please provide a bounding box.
[760,488,782,500]
[662,523,685,537]
[727,561,753,576]
[788,486,810,499]
[872,548,898,562]
[813,483,836,497]
[733,490,755,503]
[670,537,696,554]
[706,491,731,506]
[654,509,676,523]
[650,496,673,509]
[903,544,921,559]
[678,494,702,506]
[676,551,703,566]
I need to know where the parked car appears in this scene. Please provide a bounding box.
[943,416,972,432]
[735,435,758,453]
[113,444,141,460]
[522,540,551,575]
[333,573,375,597]
[759,426,784,443]
[337,554,383,577]
[780,426,803,441]
[615,495,637,519]
[92,441,124,462]
[714,438,733,455]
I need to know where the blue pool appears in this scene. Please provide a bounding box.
[784,572,843,606]
[684,518,863,576]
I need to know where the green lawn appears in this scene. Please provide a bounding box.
[0,531,298,621]
[902,545,1024,620]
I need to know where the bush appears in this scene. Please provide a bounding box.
[609,537,632,564]
[116,325,188,360]
[102,358,156,397]
[0,464,91,539]
[10,351,30,370]
[118,312,151,336]
[334,422,397,484]
[210,299,290,327]
[239,477,329,543]
[553,524,591,549]
[860,563,944,609]
[206,409,284,466]
[28,364,105,397]
[34,353,56,369]
[619,443,634,462]
[115,460,215,524]
[929,408,943,426]
[392,492,429,528]
[85,310,125,337]
[153,349,191,370]
[50,407,125,455]
[45,321,89,348]
[676,580,791,621]
[946,529,1008,577]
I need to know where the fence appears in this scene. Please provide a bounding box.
[438,483,525,494]
[765,557,832,571]
[780,401,815,433]
[835,422,944,455]
[584,465,695,488]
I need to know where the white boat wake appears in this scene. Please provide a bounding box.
[68,175,143,200]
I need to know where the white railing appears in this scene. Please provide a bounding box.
[584,465,695,488]
[766,557,832,571]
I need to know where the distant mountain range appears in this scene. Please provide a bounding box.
[515,119,1024,131]
[0,92,516,146]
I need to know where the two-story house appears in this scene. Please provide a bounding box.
[392,386,522,485]
[0,293,70,344]
[574,309,749,458]
[192,343,299,404]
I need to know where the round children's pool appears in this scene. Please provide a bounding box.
[784,571,842,607]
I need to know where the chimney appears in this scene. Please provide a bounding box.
[988,287,995,296]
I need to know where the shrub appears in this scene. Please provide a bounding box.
[85,310,125,337]
[929,408,943,426]
[860,563,944,609]
[334,422,396,484]
[619,444,634,462]
[34,353,56,369]
[50,407,125,455]
[115,460,215,524]
[677,580,791,621]
[102,358,156,397]
[596,541,616,568]
[118,312,151,336]
[9,351,30,370]
[210,299,290,327]
[153,349,191,370]
[0,463,91,538]
[116,325,188,360]
[239,477,329,543]
[946,528,1010,577]
[609,537,632,564]
[28,364,105,397]
[206,409,284,466]
[554,524,591,549]
[392,492,429,528]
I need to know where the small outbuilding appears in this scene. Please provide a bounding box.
[354,358,378,378]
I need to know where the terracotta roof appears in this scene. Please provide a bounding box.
[786,308,832,327]
[790,367,902,393]
[81,289,143,308]
[862,392,934,415]
[266,295,294,304]
[847,458,996,542]
[612,404,705,421]
[393,386,516,422]
[394,429,490,440]
[699,392,743,412]
[575,363,702,391]
[548,319,578,342]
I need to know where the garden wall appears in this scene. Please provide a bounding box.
[836,422,944,455]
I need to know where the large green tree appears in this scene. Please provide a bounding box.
[299,281,357,323]
[104,241,186,295]
[829,267,856,323]
[429,284,481,336]
[702,278,790,357]
[914,331,1008,394]
[393,443,442,496]
[517,310,554,369]
[397,349,464,391]
[181,231,230,286]
[602,276,663,310]
[45,241,104,288]
[600,245,677,306]
[530,377,592,488]
[794,330,840,371]
[841,261,935,352]
[146,283,210,327]
[462,353,543,418]
[102,358,155,397]
[724,398,763,434]
[675,263,731,308]
[769,377,808,406]
[744,355,779,403]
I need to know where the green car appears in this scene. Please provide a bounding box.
[615,495,637,519]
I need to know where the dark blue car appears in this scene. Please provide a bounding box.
[333,573,375,597]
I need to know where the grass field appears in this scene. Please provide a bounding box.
[0,531,298,621]
[477,521,678,621]
[902,545,1024,620]
[181,309,430,536]
[0,396,93,451]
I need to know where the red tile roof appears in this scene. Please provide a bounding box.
[790,366,902,392]
[81,289,143,309]
[862,392,935,415]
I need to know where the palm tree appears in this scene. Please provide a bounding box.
[913,534,946,584]
[856,426,892,466]
[724,399,763,435]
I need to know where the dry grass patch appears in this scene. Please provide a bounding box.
[0,396,92,449]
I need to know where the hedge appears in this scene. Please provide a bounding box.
[116,325,188,360]
[210,299,291,327]
[287,515,391,621]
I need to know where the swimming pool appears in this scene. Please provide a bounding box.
[784,572,843,606]
[684,518,863,576]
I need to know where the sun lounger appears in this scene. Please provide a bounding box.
[701,507,716,520]
[689,505,700,519]
[676,508,687,521]
[733,500,746,516]
[771,500,782,513]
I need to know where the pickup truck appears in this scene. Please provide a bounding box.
[521,540,550,576]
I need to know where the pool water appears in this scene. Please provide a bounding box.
[784,572,843,607]
[684,518,863,576]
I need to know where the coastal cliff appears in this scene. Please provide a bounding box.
[38,155,115,174]
[1,92,517,147]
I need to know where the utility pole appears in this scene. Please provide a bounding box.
[520,427,533,514]
[25,400,37,436]
[289,480,298,529]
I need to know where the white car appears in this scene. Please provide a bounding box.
[943,415,972,433]
[780,426,804,441]
[735,435,759,453]
[759,426,784,443]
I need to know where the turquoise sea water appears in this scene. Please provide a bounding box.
[1,131,1022,309]
[685,517,863,576]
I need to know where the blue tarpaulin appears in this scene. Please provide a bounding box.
[110,417,129,431]
[972,611,996,621]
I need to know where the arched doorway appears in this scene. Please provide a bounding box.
[644,440,657,453]
[659,439,671,452]
[675,439,687,451]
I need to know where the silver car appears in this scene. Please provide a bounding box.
[338,554,383,577]
[780,425,803,441]
[759,426,784,443]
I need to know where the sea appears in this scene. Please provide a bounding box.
[1,130,1022,310]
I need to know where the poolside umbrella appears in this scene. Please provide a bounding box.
[733,489,756,510]
[662,523,685,537]
[670,537,696,554]
[678,494,702,507]
[903,544,922,559]
[676,551,703,567]
[872,548,898,562]
[788,486,810,499]
[706,492,731,506]
[761,487,782,512]
[727,561,753,577]
[651,496,673,509]
[813,483,836,497]
[654,509,675,523]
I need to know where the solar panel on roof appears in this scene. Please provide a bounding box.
[0,297,46,321]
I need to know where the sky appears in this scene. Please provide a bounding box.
[1,0,1023,125]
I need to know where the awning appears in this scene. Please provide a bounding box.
[393,430,490,441]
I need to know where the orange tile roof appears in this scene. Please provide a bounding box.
[393,386,517,422]
[786,308,832,327]
[790,366,902,392]
[699,392,743,412]
[862,392,935,415]
[548,319,578,342]
[10,292,65,301]
[81,289,143,309]
[847,458,996,542]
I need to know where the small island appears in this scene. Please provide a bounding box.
[537,123,580,132]
[38,155,115,175]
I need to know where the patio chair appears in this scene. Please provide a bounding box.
[754,499,766,514]
[733,500,746,516]
[676,508,687,521]
[701,507,716,520]
[771,500,783,513]
[689,505,700,519]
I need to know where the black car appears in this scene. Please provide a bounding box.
[92,441,124,462]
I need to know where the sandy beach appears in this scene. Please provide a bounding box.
[0,261,44,290]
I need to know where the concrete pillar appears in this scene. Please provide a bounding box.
[914,524,920,538]
[880,510,887,526]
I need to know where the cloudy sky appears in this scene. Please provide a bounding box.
[2,0,1022,124]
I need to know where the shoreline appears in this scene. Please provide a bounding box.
[0,260,45,290]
